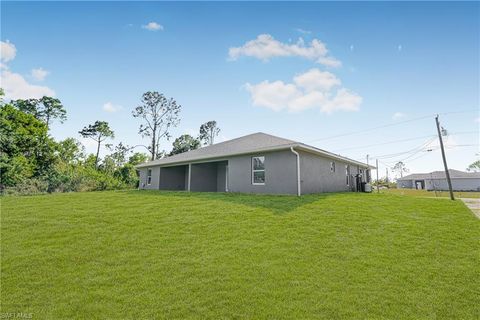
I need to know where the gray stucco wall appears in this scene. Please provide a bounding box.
[397,180,414,189]
[426,178,480,191]
[227,150,298,195]
[299,151,353,194]
[138,167,160,190]
[159,165,187,190]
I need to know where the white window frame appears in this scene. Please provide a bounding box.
[147,168,152,185]
[330,161,336,173]
[252,156,265,185]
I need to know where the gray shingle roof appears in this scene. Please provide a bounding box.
[136,132,371,168]
[398,169,480,180]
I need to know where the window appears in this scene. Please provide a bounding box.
[147,168,152,185]
[330,161,336,173]
[252,156,265,185]
[345,165,350,186]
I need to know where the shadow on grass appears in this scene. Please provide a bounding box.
[125,190,345,214]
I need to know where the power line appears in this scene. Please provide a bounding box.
[307,115,432,142]
[378,144,478,168]
[306,109,477,143]
[333,135,436,152]
[372,137,437,160]
[333,131,478,153]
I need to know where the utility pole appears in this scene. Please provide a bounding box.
[385,168,389,188]
[376,159,379,193]
[435,115,454,200]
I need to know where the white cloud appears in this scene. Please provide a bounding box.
[245,80,301,112]
[0,41,55,100]
[293,69,341,92]
[474,117,480,123]
[1,41,16,62]
[142,22,163,31]
[102,102,122,113]
[392,112,407,120]
[31,67,49,81]
[295,28,311,35]
[1,69,55,100]
[228,34,341,67]
[321,88,362,113]
[245,68,361,113]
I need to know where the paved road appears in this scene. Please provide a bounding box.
[460,198,480,219]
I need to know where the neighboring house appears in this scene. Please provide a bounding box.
[136,132,372,195]
[397,169,480,191]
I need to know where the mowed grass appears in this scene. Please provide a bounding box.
[1,191,479,319]
[381,188,480,198]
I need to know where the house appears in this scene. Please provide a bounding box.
[397,169,480,191]
[136,132,372,195]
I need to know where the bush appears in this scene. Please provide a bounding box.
[3,178,49,196]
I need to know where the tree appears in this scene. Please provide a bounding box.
[128,152,149,166]
[78,121,114,168]
[132,91,181,161]
[467,160,480,172]
[56,138,85,164]
[109,142,131,167]
[40,97,67,129]
[12,96,66,130]
[199,120,220,145]
[0,104,55,187]
[169,134,200,156]
[392,161,409,179]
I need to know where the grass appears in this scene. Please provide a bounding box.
[1,191,479,319]
[381,188,480,198]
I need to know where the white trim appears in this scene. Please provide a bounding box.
[290,147,301,196]
[251,156,265,185]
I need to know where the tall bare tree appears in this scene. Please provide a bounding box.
[392,161,409,179]
[199,120,220,146]
[132,92,181,160]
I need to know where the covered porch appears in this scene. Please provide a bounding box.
[159,160,228,192]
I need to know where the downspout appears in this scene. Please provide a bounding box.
[290,147,301,196]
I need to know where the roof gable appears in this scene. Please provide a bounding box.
[138,133,295,167]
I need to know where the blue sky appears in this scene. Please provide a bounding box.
[1,1,479,177]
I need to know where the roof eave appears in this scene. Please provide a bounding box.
[136,142,372,169]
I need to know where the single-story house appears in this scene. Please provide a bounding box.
[136,132,373,195]
[397,169,480,191]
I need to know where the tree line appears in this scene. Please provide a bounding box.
[0,89,220,195]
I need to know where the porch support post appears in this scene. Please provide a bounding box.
[187,163,192,192]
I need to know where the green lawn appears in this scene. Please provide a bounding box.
[2,191,479,319]
[381,188,480,198]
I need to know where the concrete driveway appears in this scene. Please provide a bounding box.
[460,198,480,219]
